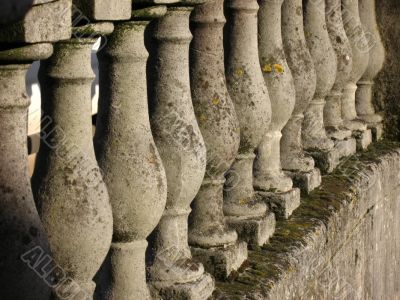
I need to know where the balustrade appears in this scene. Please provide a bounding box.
[255,0,301,219]
[357,0,385,141]
[0,0,389,298]
[281,0,321,194]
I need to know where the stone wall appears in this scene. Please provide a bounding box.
[215,140,400,299]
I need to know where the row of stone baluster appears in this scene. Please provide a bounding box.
[0,0,385,299]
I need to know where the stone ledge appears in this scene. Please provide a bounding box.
[213,140,400,299]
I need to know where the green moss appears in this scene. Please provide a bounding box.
[214,140,400,298]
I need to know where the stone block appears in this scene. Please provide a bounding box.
[0,0,71,43]
[286,168,322,195]
[73,0,131,21]
[150,273,215,300]
[353,129,372,151]
[335,137,357,158]
[307,147,340,174]
[191,241,248,280]
[226,211,276,248]
[258,188,301,220]
[368,123,383,142]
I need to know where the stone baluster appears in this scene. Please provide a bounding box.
[0,44,53,300]
[146,5,215,299]
[341,0,369,132]
[92,9,171,299]
[356,0,385,141]
[325,0,361,156]
[281,0,321,195]
[255,0,300,219]
[303,0,340,174]
[189,0,248,279]
[32,25,114,299]
[224,0,275,247]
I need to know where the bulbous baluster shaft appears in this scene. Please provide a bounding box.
[32,37,113,300]
[94,20,168,299]
[356,0,385,127]
[146,6,214,299]
[0,44,53,299]
[189,0,248,279]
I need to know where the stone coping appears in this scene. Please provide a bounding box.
[213,140,400,299]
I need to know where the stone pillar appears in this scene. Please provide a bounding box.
[146,5,215,299]
[0,44,52,300]
[342,0,370,133]
[91,11,171,299]
[32,27,114,299]
[303,0,340,174]
[325,0,360,156]
[189,0,248,279]
[356,0,385,141]
[255,0,300,219]
[281,0,322,195]
[224,0,276,247]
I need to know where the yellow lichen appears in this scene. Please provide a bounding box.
[212,97,221,106]
[262,64,273,73]
[274,64,284,73]
[199,114,207,123]
[235,68,244,77]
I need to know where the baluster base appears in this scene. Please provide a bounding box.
[226,207,276,248]
[306,148,340,174]
[191,242,248,280]
[285,168,322,195]
[334,137,357,158]
[150,272,214,300]
[368,123,384,142]
[353,129,373,151]
[257,188,301,220]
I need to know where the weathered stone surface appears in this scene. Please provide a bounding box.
[147,7,214,299]
[369,122,384,141]
[0,59,52,299]
[189,0,246,278]
[342,0,370,132]
[214,141,400,300]
[93,21,167,299]
[32,38,113,299]
[73,0,131,21]
[286,168,322,196]
[0,0,71,43]
[224,0,272,247]
[191,241,248,280]
[307,147,340,174]
[356,0,385,125]
[302,0,336,152]
[258,188,301,220]
[254,0,296,194]
[354,128,373,151]
[335,137,357,158]
[325,0,353,141]
[281,0,316,173]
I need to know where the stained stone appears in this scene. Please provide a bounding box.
[353,129,373,151]
[0,0,71,43]
[189,0,247,279]
[342,0,370,132]
[258,189,301,220]
[285,168,322,196]
[325,0,353,141]
[73,0,131,21]
[32,36,113,299]
[356,0,385,125]
[93,20,168,299]
[147,7,214,299]
[303,0,336,152]
[335,138,357,158]
[224,0,275,247]
[307,147,340,175]
[0,44,53,300]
